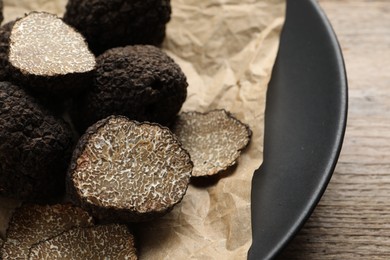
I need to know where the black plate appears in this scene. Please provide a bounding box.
[248,0,348,259]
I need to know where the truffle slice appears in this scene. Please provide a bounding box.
[29,224,137,259]
[63,0,171,55]
[0,82,74,200]
[172,110,252,177]
[0,204,93,259]
[8,12,96,98]
[68,116,193,222]
[72,45,187,133]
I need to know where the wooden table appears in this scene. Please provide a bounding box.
[279,0,390,259]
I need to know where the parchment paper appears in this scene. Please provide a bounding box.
[0,0,285,259]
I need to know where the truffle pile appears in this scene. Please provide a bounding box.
[0,1,252,258]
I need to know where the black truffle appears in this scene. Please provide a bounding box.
[172,110,252,177]
[67,116,193,222]
[72,45,187,133]
[63,0,171,55]
[8,12,96,99]
[0,21,15,81]
[0,82,74,200]
[1,203,93,259]
[28,224,137,259]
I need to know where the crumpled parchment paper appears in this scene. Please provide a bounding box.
[0,0,285,259]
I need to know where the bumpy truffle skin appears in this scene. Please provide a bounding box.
[8,12,96,100]
[72,45,187,133]
[63,0,171,55]
[67,116,193,222]
[0,21,15,81]
[0,82,74,200]
[1,203,93,259]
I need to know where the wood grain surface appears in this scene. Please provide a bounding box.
[279,0,390,259]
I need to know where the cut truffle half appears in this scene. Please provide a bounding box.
[8,12,96,98]
[67,116,193,222]
[172,109,252,177]
[63,0,171,55]
[0,204,93,259]
[29,224,137,259]
[0,81,74,200]
[71,45,187,133]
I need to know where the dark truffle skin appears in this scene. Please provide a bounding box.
[0,21,15,81]
[63,0,171,55]
[72,45,187,133]
[0,82,74,200]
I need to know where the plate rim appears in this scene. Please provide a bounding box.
[248,0,348,258]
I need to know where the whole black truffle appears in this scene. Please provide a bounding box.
[72,45,187,133]
[0,82,74,200]
[63,0,171,55]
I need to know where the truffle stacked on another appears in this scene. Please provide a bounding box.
[72,45,187,132]
[28,224,137,259]
[67,116,193,222]
[8,12,96,99]
[0,82,74,200]
[63,0,171,54]
[0,204,93,259]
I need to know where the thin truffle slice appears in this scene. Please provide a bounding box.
[29,224,137,259]
[63,0,171,54]
[8,12,96,98]
[0,82,74,200]
[0,204,93,259]
[72,45,187,133]
[172,109,252,177]
[68,116,193,222]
